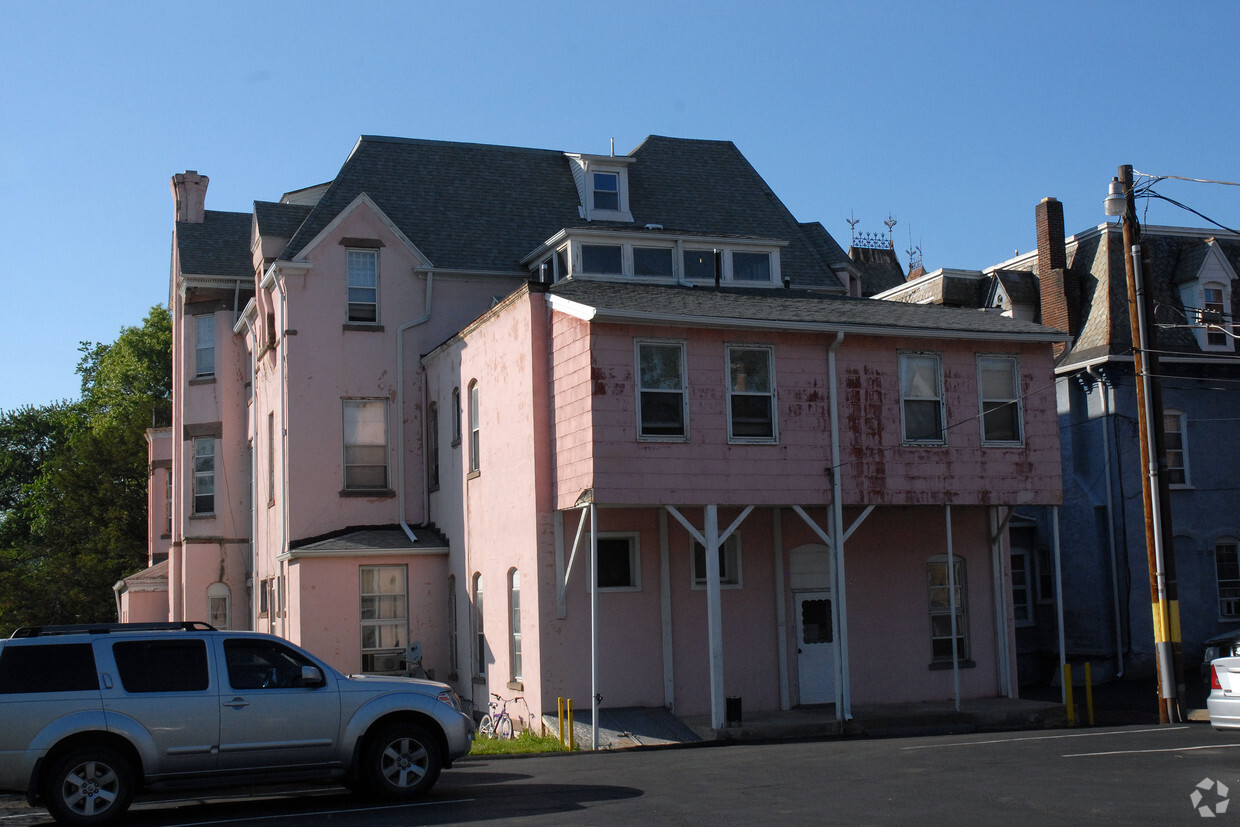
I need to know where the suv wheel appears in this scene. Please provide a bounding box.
[42,745,134,826]
[362,723,442,798]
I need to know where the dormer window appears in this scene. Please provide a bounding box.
[581,244,622,275]
[1177,239,1237,353]
[527,232,782,286]
[732,251,771,282]
[593,172,619,211]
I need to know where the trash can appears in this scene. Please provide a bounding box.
[726,696,742,727]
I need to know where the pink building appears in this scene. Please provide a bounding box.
[124,135,1064,733]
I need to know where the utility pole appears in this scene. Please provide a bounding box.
[1113,164,1184,723]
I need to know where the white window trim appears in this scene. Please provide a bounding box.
[342,398,390,491]
[635,339,689,442]
[1010,549,1034,627]
[595,532,642,593]
[191,437,215,516]
[927,553,969,662]
[473,573,486,678]
[899,352,946,446]
[541,235,781,286]
[977,354,1024,446]
[468,381,480,474]
[508,569,522,683]
[1164,408,1191,488]
[726,344,778,444]
[691,534,743,590]
[207,581,230,629]
[194,314,215,379]
[346,248,380,324]
[359,564,408,674]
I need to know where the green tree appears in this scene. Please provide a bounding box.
[0,306,171,635]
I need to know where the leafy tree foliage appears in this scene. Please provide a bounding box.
[0,306,171,635]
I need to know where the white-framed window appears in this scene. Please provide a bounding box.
[683,248,718,282]
[342,399,388,490]
[192,437,214,515]
[1010,549,1033,626]
[596,533,641,591]
[1217,540,1240,619]
[508,569,522,682]
[900,352,945,444]
[207,582,230,629]
[346,249,378,323]
[428,402,440,491]
[447,575,459,678]
[633,246,675,278]
[194,314,215,379]
[1204,284,1229,347]
[473,573,486,678]
[581,243,622,276]
[1164,409,1189,487]
[927,555,968,662]
[637,340,687,440]
[468,381,480,474]
[977,355,1023,445]
[727,345,776,442]
[1036,545,1055,604]
[360,565,407,673]
[266,412,276,506]
[163,468,172,535]
[691,534,742,589]
[731,251,772,283]
[592,171,619,212]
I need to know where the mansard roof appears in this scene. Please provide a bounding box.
[175,210,252,278]
[277,135,848,288]
[546,278,1063,342]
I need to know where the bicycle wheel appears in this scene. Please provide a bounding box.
[496,715,514,740]
[478,714,496,738]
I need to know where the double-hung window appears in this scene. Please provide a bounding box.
[192,437,214,515]
[900,353,945,444]
[473,574,485,678]
[508,570,522,683]
[468,382,480,474]
[1164,409,1189,486]
[342,399,388,490]
[1205,285,1228,347]
[637,341,687,439]
[927,555,968,662]
[360,565,407,673]
[592,172,619,211]
[978,355,1022,444]
[346,249,378,323]
[1010,549,1033,626]
[728,346,776,441]
[194,314,215,378]
[1217,540,1240,618]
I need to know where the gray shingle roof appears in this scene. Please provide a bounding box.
[175,210,252,277]
[254,201,313,240]
[547,279,1063,340]
[847,246,906,295]
[279,135,849,287]
[290,525,449,553]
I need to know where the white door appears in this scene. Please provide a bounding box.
[796,591,835,705]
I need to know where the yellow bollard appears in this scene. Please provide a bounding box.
[1085,662,1095,727]
[1064,664,1076,727]
[558,697,565,745]
[567,698,575,751]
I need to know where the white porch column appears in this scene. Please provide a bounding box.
[946,504,960,713]
[703,504,726,731]
[660,509,675,710]
[589,503,599,750]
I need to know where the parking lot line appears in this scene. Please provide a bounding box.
[166,797,476,826]
[899,726,1188,751]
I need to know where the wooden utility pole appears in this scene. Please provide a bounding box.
[1116,164,1183,723]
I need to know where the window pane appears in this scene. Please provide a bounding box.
[0,644,98,694]
[731,396,773,437]
[902,355,939,398]
[982,403,1019,442]
[634,247,674,277]
[639,344,683,390]
[593,172,619,211]
[801,599,832,644]
[347,250,378,322]
[640,392,685,435]
[113,640,209,693]
[904,400,941,441]
[581,245,622,274]
[597,537,636,588]
[732,252,771,282]
[683,250,716,280]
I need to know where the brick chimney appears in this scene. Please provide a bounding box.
[1035,197,1079,355]
[171,171,209,223]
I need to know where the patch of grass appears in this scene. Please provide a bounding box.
[469,729,572,755]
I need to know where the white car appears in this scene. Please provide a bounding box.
[1208,656,1240,729]
[0,622,474,826]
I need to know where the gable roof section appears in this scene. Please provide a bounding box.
[279,134,851,287]
[546,279,1063,342]
[176,210,252,277]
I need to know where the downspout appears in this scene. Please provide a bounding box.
[397,270,435,543]
[827,331,850,722]
[589,502,599,750]
[241,312,257,630]
[262,263,290,638]
[1087,365,1123,677]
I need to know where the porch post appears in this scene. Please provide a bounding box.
[659,509,675,710]
[773,508,790,710]
[704,504,726,731]
[589,502,599,750]
[1053,505,1066,704]
[946,504,961,713]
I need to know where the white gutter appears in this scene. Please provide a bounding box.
[396,270,435,543]
[266,263,291,637]
[238,308,258,630]
[827,331,851,721]
[1086,365,1123,677]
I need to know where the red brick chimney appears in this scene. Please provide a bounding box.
[171,171,209,223]
[1035,197,1079,355]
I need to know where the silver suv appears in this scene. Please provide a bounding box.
[0,622,474,825]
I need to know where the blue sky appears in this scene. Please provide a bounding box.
[2,0,1237,413]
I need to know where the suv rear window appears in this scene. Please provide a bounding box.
[0,643,99,693]
[112,639,210,692]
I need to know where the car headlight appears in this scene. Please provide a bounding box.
[436,689,461,711]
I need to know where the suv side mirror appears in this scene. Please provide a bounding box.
[300,665,326,688]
